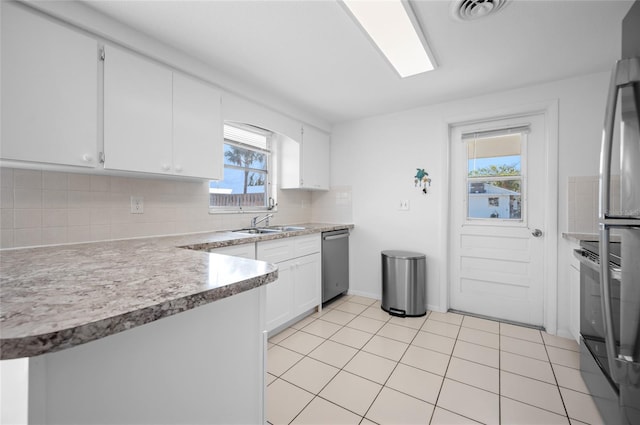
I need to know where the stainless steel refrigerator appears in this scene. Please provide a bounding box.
[596,1,640,424]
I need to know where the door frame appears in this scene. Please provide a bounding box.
[439,99,559,334]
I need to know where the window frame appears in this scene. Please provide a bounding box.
[208,123,276,214]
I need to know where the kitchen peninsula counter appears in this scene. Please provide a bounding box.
[0,223,351,360]
[0,223,352,425]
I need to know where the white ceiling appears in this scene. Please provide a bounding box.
[82,0,633,125]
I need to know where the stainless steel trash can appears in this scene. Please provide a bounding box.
[381,250,426,317]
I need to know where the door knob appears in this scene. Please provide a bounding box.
[531,229,543,237]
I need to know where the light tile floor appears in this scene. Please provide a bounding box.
[267,295,605,425]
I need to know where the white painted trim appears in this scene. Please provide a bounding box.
[442,99,559,334]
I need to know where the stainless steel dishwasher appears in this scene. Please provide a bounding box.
[322,229,350,303]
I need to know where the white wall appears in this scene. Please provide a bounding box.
[328,71,610,335]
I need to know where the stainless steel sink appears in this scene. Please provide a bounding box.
[231,225,306,235]
[268,226,306,232]
[232,228,282,234]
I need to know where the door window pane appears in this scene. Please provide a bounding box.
[467,133,523,220]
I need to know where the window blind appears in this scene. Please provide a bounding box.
[461,124,530,141]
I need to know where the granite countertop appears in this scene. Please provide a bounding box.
[561,232,621,243]
[0,223,352,360]
[562,232,600,242]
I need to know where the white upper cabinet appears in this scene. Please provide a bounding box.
[104,45,222,179]
[301,125,330,190]
[1,2,98,168]
[173,73,223,180]
[104,45,173,175]
[280,125,330,190]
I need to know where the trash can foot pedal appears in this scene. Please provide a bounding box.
[388,307,406,317]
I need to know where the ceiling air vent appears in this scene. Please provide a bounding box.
[451,0,508,21]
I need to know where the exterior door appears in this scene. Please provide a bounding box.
[449,113,546,326]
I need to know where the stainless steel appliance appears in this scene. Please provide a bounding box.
[322,229,349,303]
[581,2,640,423]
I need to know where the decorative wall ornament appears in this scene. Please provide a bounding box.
[414,168,432,194]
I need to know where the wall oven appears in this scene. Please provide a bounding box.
[575,241,639,425]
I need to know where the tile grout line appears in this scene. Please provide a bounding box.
[271,296,382,424]
[427,314,462,424]
[361,310,431,423]
[541,333,572,423]
[269,297,585,424]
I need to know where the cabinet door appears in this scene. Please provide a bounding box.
[301,126,330,190]
[266,261,294,332]
[173,73,223,179]
[293,253,321,316]
[104,45,173,174]
[1,3,97,167]
[257,239,295,264]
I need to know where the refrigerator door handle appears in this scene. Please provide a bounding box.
[599,57,640,385]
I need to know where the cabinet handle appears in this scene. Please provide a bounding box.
[161,164,171,172]
[175,165,183,173]
[82,154,93,163]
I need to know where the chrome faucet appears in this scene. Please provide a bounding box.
[251,213,273,228]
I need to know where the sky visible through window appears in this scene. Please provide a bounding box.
[210,144,266,194]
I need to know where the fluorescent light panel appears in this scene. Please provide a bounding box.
[342,0,436,78]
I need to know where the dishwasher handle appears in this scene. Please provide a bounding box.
[323,233,349,241]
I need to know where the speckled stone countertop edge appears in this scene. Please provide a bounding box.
[0,223,352,360]
[561,232,621,242]
[0,270,277,360]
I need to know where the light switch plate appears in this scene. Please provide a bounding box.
[130,196,144,214]
[399,200,410,210]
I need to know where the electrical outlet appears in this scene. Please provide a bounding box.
[399,200,410,211]
[130,196,144,214]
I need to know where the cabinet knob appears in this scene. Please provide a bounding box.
[82,154,93,163]
[161,164,171,172]
[175,165,183,173]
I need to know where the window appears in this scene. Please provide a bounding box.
[465,131,525,220]
[209,123,274,212]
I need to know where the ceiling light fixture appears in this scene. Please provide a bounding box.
[341,0,437,78]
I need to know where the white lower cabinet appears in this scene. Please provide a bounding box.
[568,240,581,342]
[293,253,322,316]
[266,262,294,330]
[258,235,321,332]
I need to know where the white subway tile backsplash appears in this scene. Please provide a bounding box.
[67,209,91,226]
[43,190,68,209]
[42,227,68,245]
[67,191,93,209]
[1,166,314,249]
[43,209,68,228]
[68,173,91,191]
[14,169,42,189]
[109,177,131,193]
[14,209,42,229]
[67,225,92,243]
[1,229,15,248]
[0,189,14,209]
[90,208,111,225]
[0,209,14,229]
[1,168,14,188]
[90,175,110,192]
[43,171,69,190]
[90,224,111,241]
[14,228,42,247]
[14,189,42,209]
